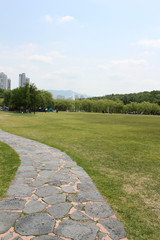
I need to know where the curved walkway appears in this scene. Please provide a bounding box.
[0,130,127,240]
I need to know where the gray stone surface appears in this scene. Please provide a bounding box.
[18,166,35,171]
[0,212,21,234]
[67,195,87,203]
[51,173,69,180]
[15,213,55,236]
[48,180,69,186]
[0,198,26,210]
[85,203,114,218]
[23,200,47,214]
[70,210,91,220]
[35,185,62,197]
[75,204,83,210]
[7,185,34,197]
[12,237,23,240]
[30,179,47,187]
[39,170,56,178]
[12,178,33,185]
[16,171,37,178]
[78,191,104,202]
[77,183,97,191]
[99,218,126,240]
[98,232,108,240]
[61,185,76,193]
[31,236,62,240]
[47,202,72,218]
[43,193,66,204]
[55,220,99,240]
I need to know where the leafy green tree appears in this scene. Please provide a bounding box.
[3,90,12,106]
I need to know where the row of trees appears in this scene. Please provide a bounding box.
[90,90,160,105]
[54,99,160,115]
[1,85,160,114]
[3,84,54,112]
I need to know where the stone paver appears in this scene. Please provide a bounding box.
[0,130,127,240]
[55,220,99,240]
[23,200,47,214]
[47,202,72,218]
[15,213,55,235]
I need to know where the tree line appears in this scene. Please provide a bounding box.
[1,86,160,114]
[54,99,160,115]
[90,90,160,105]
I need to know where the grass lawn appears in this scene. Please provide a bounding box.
[0,111,159,240]
[0,140,20,200]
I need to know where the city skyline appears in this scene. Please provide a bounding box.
[0,72,11,90]
[0,0,160,96]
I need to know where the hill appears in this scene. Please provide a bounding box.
[90,90,160,105]
[48,90,89,99]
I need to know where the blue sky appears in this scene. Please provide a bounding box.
[0,0,160,96]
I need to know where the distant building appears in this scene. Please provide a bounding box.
[19,73,30,87]
[0,72,11,90]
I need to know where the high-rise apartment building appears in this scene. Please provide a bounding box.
[19,73,30,87]
[0,72,11,90]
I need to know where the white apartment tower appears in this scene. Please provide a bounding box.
[19,73,30,87]
[0,72,11,90]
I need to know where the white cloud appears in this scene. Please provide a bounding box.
[48,51,66,58]
[29,54,54,65]
[44,14,52,23]
[132,39,160,48]
[97,59,147,71]
[97,64,109,70]
[58,16,75,23]
[111,59,147,65]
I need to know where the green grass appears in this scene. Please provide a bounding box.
[0,140,20,199]
[0,111,160,240]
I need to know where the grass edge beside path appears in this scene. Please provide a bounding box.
[0,140,21,200]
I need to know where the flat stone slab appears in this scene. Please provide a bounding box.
[38,170,56,178]
[0,198,26,210]
[12,178,33,185]
[35,185,62,197]
[12,237,23,240]
[43,193,66,204]
[55,219,99,240]
[67,195,87,203]
[0,212,21,234]
[47,202,72,218]
[30,179,47,187]
[61,185,76,193]
[78,191,104,202]
[31,236,62,240]
[85,203,114,218]
[70,210,91,220]
[48,180,69,186]
[16,171,37,178]
[7,185,34,197]
[18,166,35,171]
[99,218,126,240]
[15,213,55,235]
[23,200,47,214]
[77,183,97,191]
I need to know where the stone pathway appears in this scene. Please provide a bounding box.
[0,130,128,240]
